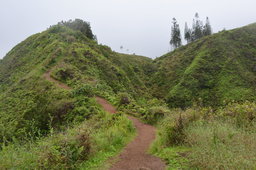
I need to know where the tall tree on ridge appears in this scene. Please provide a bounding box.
[170,18,182,49]
[183,13,213,44]
[203,17,212,36]
[184,22,191,43]
[192,13,203,41]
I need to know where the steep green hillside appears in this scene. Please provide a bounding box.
[152,23,256,108]
[0,21,153,143]
[1,19,256,169]
[1,21,256,142]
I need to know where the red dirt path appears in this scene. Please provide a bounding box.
[43,73,166,170]
[96,97,166,170]
[43,71,71,90]
[95,97,117,114]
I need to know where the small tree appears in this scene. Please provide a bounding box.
[192,13,203,41]
[184,13,213,44]
[184,22,192,44]
[170,18,182,49]
[203,17,212,36]
[58,19,95,40]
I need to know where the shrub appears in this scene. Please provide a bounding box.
[66,96,103,124]
[143,106,171,124]
[156,108,201,147]
[73,84,95,97]
[53,67,75,82]
[217,101,256,127]
[117,92,131,106]
[57,19,95,40]
[47,99,75,126]
[38,127,91,169]
[0,110,135,169]
[0,124,92,170]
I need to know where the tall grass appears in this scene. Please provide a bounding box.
[185,121,256,169]
[0,112,135,169]
[150,108,201,169]
[151,102,256,169]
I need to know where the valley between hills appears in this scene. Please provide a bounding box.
[0,20,255,169]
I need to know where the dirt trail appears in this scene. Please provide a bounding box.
[43,71,71,90]
[96,97,165,170]
[95,97,117,114]
[43,73,165,169]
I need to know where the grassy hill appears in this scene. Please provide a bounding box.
[148,23,256,169]
[0,19,256,169]
[1,21,256,143]
[152,23,256,108]
[0,21,153,143]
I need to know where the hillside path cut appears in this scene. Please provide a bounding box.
[43,72,165,170]
[96,97,166,170]
[43,71,71,90]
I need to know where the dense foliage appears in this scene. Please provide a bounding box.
[0,19,255,169]
[0,22,153,144]
[151,102,256,169]
[0,19,149,169]
[57,19,96,40]
[171,13,212,46]
[170,18,182,49]
[153,23,256,108]
[184,13,212,43]
[0,109,135,169]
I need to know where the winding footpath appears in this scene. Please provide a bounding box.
[44,72,166,170]
[96,97,165,170]
[43,71,71,90]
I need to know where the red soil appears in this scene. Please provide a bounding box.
[96,97,166,170]
[43,71,71,90]
[43,72,165,170]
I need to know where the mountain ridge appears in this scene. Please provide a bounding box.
[0,19,256,170]
[151,22,256,107]
[1,21,256,140]
[0,22,153,143]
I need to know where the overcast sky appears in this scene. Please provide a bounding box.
[1,0,256,59]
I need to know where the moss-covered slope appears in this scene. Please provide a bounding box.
[1,20,256,142]
[0,23,153,142]
[152,23,256,108]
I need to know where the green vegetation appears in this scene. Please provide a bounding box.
[150,24,256,169]
[153,23,256,108]
[57,19,96,40]
[0,20,152,143]
[0,20,151,168]
[170,18,182,49]
[173,13,212,45]
[0,19,256,169]
[150,23,256,169]
[0,110,135,169]
[151,102,256,169]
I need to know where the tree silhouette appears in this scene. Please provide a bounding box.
[170,18,182,49]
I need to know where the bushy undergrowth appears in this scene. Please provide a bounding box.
[116,95,170,125]
[217,101,256,128]
[0,76,73,143]
[0,20,152,145]
[0,110,134,169]
[151,101,256,169]
[1,19,256,169]
[143,106,172,125]
[185,120,256,169]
